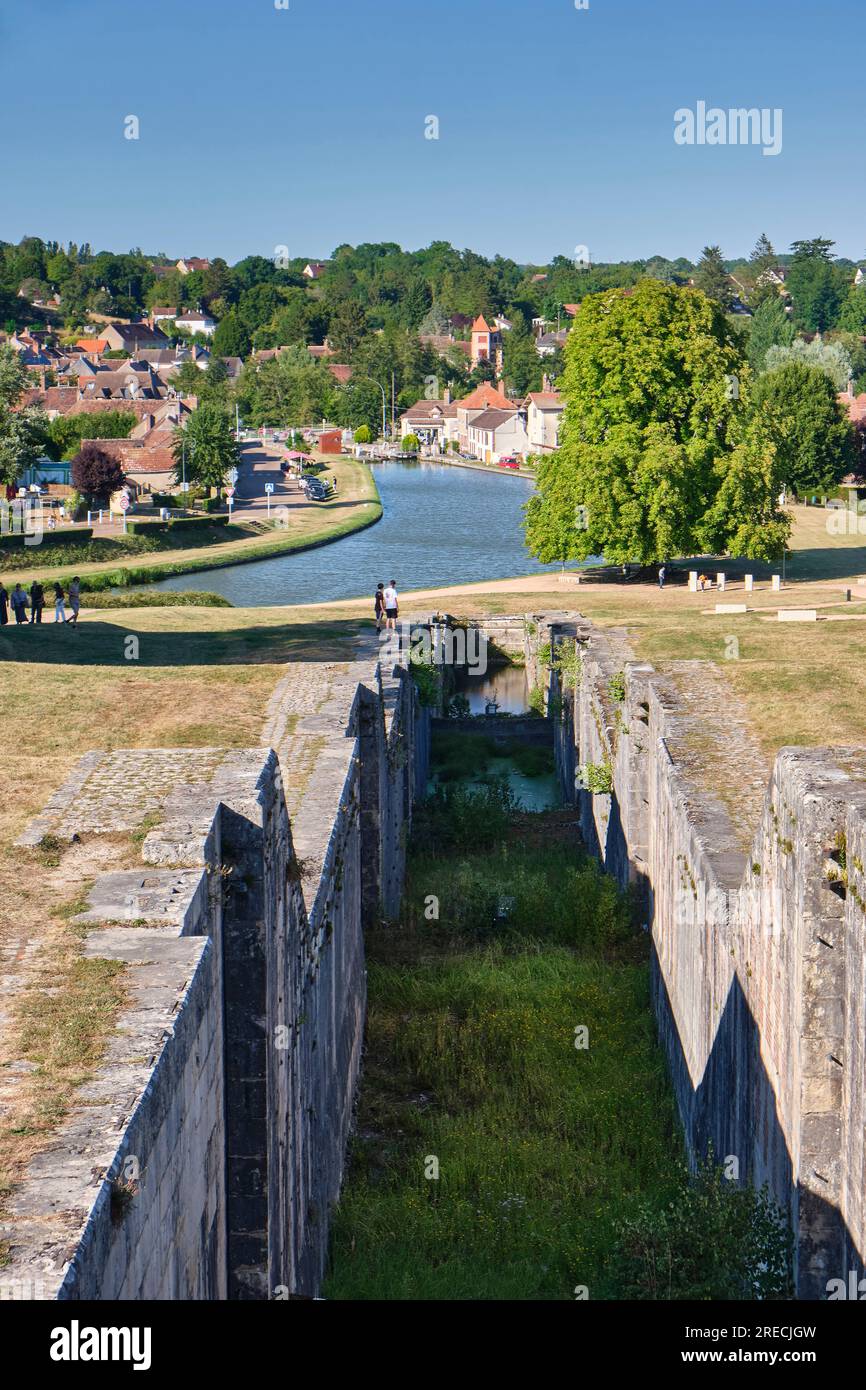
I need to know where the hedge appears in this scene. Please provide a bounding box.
[0,527,94,552]
[167,515,230,530]
[125,519,169,535]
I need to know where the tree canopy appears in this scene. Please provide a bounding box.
[524,280,790,566]
[751,361,857,496]
[172,403,239,492]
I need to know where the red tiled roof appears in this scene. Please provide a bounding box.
[328,364,353,384]
[74,338,108,353]
[471,315,491,333]
[456,381,516,411]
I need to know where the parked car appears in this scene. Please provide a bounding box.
[497,456,520,469]
[304,479,332,501]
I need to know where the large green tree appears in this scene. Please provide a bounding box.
[751,361,857,496]
[172,403,239,492]
[0,344,48,485]
[786,239,844,332]
[524,280,790,566]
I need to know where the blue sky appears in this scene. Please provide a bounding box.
[0,0,862,266]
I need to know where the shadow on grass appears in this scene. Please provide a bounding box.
[0,617,368,667]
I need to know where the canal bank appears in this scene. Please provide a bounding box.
[147,459,565,606]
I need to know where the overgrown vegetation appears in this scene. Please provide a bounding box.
[326,727,792,1299]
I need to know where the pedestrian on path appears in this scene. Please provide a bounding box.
[53,582,67,623]
[68,576,81,627]
[10,583,29,624]
[383,580,399,631]
[374,582,385,633]
[29,581,44,624]
[658,564,666,589]
[0,583,7,625]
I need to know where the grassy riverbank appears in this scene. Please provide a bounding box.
[2,455,381,592]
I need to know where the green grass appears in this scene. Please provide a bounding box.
[324,801,680,1300]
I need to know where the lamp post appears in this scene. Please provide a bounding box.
[352,376,387,440]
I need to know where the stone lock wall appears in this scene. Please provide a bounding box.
[545,613,866,1299]
[2,659,427,1301]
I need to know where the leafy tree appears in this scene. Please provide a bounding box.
[693,245,733,310]
[211,309,251,359]
[837,285,866,335]
[46,408,135,461]
[615,1157,793,1300]
[524,280,790,566]
[747,295,794,373]
[502,312,543,396]
[172,403,239,492]
[70,442,126,500]
[354,424,372,444]
[764,336,852,390]
[0,344,48,485]
[751,361,857,496]
[401,433,420,451]
[328,299,370,358]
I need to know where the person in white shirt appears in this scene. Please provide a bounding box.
[382,581,398,631]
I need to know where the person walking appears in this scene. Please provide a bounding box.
[374,582,385,633]
[658,564,666,590]
[29,580,44,624]
[383,579,399,631]
[0,582,8,626]
[10,583,29,624]
[68,576,81,627]
[53,582,67,623]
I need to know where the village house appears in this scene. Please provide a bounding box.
[536,328,569,357]
[303,262,330,280]
[176,258,211,276]
[524,390,564,452]
[466,406,530,463]
[175,309,217,337]
[399,391,458,448]
[149,307,178,326]
[452,380,519,453]
[99,322,170,353]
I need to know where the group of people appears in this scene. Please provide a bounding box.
[0,577,81,626]
[374,580,399,632]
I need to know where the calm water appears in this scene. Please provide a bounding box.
[456,665,530,714]
[149,460,564,607]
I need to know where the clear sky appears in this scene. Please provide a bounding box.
[1,0,862,266]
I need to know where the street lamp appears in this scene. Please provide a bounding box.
[351,376,387,440]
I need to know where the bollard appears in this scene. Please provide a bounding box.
[744,574,754,592]
[689,571,698,592]
[771,574,781,591]
[716,572,726,592]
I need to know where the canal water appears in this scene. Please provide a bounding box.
[148,460,566,607]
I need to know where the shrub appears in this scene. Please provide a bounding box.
[413,779,517,854]
[582,761,613,795]
[608,670,627,702]
[401,433,420,452]
[198,494,223,513]
[409,656,440,708]
[614,1156,793,1300]
[354,424,372,444]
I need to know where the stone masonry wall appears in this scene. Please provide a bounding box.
[545,613,866,1299]
[2,658,426,1301]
